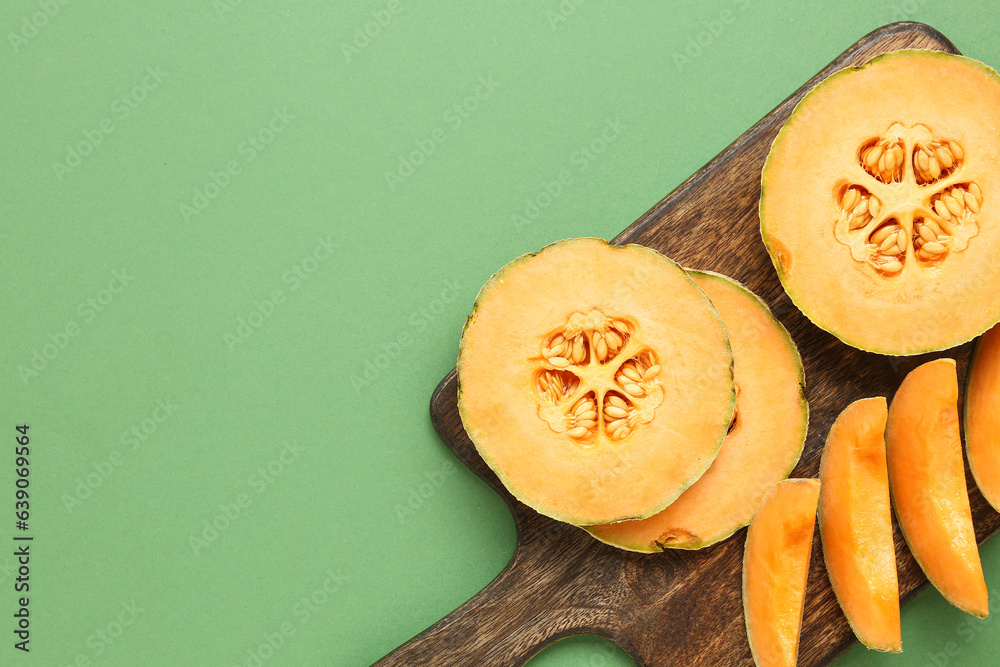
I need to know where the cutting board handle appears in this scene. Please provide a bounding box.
[373,547,601,666]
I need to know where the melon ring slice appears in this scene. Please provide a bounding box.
[457,238,735,526]
[761,49,1000,355]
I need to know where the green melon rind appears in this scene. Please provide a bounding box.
[457,238,736,526]
[584,270,808,551]
[759,48,1000,356]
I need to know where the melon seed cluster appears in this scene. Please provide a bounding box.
[834,123,983,275]
[534,310,663,444]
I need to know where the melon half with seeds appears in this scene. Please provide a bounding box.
[760,49,1000,355]
[457,238,735,525]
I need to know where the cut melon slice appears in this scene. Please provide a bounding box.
[458,238,735,525]
[966,323,1000,511]
[760,49,1000,354]
[886,358,988,618]
[743,478,820,667]
[819,397,901,653]
[586,271,807,551]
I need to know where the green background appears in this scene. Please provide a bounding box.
[2,1,999,665]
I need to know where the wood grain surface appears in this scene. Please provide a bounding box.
[374,23,999,667]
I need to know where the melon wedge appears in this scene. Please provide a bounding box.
[586,271,807,551]
[819,397,901,653]
[886,358,988,618]
[458,238,735,525]
[966,323,1000,511]
[743,478,820,667]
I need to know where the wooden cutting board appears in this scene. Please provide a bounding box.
[374,22,999,667]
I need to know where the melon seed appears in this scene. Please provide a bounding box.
[929,157,942,179]
[872,225,895,244]
[868,198,881,219]
[842,188,860,211]
[944,196,964,217]
[866,144,884,167]
[621,366,642,382]
[623,383,644,397]
[880,259,903,274]
[937,146,954,169]
[965,192,980,213]
[879,233,899,252]
[605,406,627,419]
[895,230,907,252]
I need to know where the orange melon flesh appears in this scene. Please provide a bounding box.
[743,478,820,667]
[586,271,807,551]
[819,397,901,653]
[886,358,988,618]
[760,49,1000,355]
[458,238,735,525]
[966,323,1000,511]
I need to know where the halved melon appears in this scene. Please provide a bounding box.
[743,478,820,667]
[819,397,901,653]
[966,323,1000,511]
[761,49,1000,355]
[886,358,988,618]
[586,271,807,551]
[457,238,735,525]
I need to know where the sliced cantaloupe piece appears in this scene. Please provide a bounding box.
[458,238,735,525]
[886,358,988,618]
[760,49,1000,355]
[819,397,901,653]
[585,270,807,551]
[966,323,1000,510]
[743,478,820,667]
